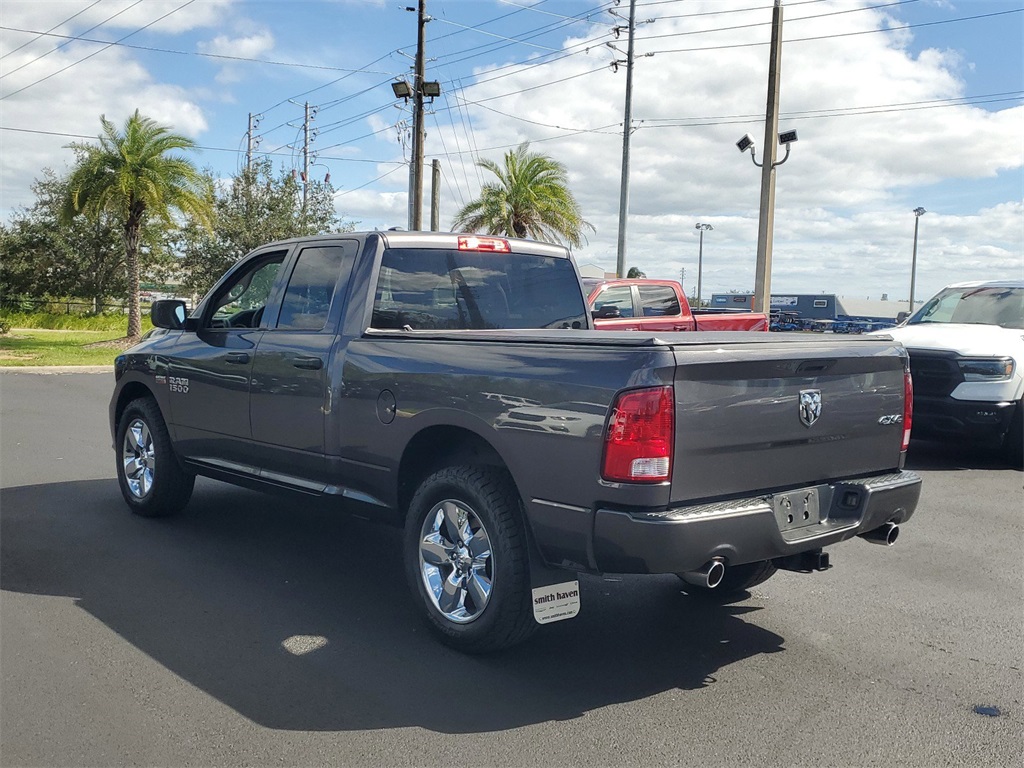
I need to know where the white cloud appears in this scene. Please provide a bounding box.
[343,0,1022,301]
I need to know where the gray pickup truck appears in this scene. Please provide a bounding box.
[110,231,921,652]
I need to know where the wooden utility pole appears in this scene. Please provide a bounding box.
[614,0,637,278]
[753,0,784,314]
[430,159,441,231]
[411,0,427,231]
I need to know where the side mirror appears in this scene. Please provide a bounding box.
[592,305,621,320]
[151,299,188,330]
[895,311,909,324]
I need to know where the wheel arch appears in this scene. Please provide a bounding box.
[397,425,512,518]
[114,380,160,432]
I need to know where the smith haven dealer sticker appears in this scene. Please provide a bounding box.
[531,580,581,625]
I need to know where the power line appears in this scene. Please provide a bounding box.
[0,24,404,76]
[0,0,104,61]
[0,125,406,165]
[637,0,921,42]
[646,7,1024,55]
[1,0,199,101]
[0,0,145,80]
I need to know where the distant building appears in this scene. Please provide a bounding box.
[577,263,616,280]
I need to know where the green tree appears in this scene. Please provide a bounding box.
[178,158,350,297]
[626,267,646,278]
[451,142,593,249]
[61,110,212,338]
[1,168,129,312]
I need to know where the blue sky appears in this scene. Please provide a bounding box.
[1,0,1021,304]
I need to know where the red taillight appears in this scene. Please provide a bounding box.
[458,235,510,253]
[602,386,674,483]
[902,369,913,451]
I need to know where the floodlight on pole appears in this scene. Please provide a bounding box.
[909,207,927,314]
[695,223,713,307]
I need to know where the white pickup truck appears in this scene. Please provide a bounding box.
[877,280,1023,464]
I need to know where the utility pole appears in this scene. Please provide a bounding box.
[246,113,255,170]
[430,159,441,231]
[411,0,427,231]
[753,0,784,314]
[302,101,310,209]
[613,0,637,279]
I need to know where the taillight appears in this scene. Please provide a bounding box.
[902,369,913,451]
[602,386,674,483]
[458,235,510,253]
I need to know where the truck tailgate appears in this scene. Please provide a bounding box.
[670,337,907,504]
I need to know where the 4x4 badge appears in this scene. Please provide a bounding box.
[799,389,822,427]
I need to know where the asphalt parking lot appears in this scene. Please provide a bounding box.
[1,371,1021,767]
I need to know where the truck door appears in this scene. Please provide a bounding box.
[165,251,287,466]
[249,241,358,483]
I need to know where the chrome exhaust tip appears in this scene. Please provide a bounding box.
[859,522,900,546]
[680,558,726,589]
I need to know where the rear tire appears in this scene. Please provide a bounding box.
[681,560,777,599]
[404,465,536,653]
[116,397,194,517]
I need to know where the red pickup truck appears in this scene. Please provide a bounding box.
[584,279,768,332]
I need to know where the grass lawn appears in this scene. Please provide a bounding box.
[0,329,130,367]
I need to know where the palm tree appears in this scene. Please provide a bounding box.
[452,142,593,249]
[62,110,212,338]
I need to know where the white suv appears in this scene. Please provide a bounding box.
[874,281,1023,464]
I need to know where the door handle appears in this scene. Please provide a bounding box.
[226,352,250,364]
[293,356,323,370]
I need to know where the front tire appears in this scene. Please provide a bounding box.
[404,466,536,653]
[1004,400,1023,468]
[116,397,194,517]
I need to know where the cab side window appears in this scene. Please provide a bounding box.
[276,245,349,331]
[594,286,634,318]
[208,254,285,329]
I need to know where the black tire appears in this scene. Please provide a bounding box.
[115,397,194,517]
[681,560,777,599]
[403,465,536,653]
[1004,400,1023,468]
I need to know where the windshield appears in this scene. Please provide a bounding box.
[907,286,1024,329]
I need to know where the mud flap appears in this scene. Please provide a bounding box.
[529,558,581,625]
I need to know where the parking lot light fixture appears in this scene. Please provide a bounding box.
[909,207,927,314]
[695,223,713,307]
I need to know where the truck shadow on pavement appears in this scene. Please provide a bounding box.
[904,440,1021,472]
[1,478,784,734]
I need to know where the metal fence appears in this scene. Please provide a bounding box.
[0,296,193,315]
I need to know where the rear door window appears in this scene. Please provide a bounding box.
[371,248,587,330]
[276,244,351,330]
[638,285,680,317]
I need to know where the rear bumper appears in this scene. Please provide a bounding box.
[911,396,1016,444]
[592,470,921,574]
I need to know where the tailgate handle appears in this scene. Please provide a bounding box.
[293,356,323,370]
[797,359,836,373]
[226,352,250,365]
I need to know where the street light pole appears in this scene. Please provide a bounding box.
[909,206,926,313]
[695,223,713,307]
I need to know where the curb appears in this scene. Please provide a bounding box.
[0,366,114,374]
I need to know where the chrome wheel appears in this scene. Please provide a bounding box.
[418,499,494,624]
[121,418,155,499]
